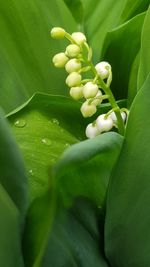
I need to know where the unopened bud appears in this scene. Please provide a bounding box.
[81,101,97,118]
[86,123,100,139]
[51,27,66,39]
[96,114,113,132]
[66,72,82,87]
[65,59,81,73]
[66,44,81,58]
[52,53,68,68]
[95,61,111,80]
[83,82,98,99]
[70,86,83,100]
[71,32,86,45]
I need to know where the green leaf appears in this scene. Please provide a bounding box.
[105,73,150,267]
[64,0,84,27]
[127,51,140,107]
[102,12,145,99]
[0,0,77,113]
[0,109,28,220]
[41,198,110,267]
[138,7,150,89]
[0,184,24,267]
[81,0,128,60]
[8,93,86,202]
[55,132,123,207]
[119,0,150,23]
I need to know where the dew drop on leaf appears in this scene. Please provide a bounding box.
[65,143,70,148]
[51,118,59,125]
[41,138,52,146]
[14,119,26,128]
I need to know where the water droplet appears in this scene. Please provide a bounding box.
[97,205,102,209]
[51,118,59,125]
[41,138,52,146]
[28,169,34,176]
[60,128,64,133]
[65,143,70,148]
[14,119,26,128]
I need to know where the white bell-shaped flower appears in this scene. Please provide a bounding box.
[91,90,103,106]
[70,86,83,100]
[108,111,126,124]
[66,72,82,87]
[65,59,81,73]
[81,101,97,118]
[52,53,68,68]
[85,123,100,139]
[96,114,113,132]
[83,82,99,99]
[95,61,111,80]
[51,27,66,39]
[66,44,81,58]
[71,32,86,45]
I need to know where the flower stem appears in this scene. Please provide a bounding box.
[82,46,125,136]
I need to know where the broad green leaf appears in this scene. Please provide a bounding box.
[64,0,84,28]
[119,0,150,23]
[138,7,150,89]
[127,51,140,107]
[81,0,127,60]
[105,74,150,267]
[0,184,24,267]
[55,132,123,207]
[0,0,77,113]
[102,12,145,99]
[0,109,28,219]
[8,93,86,202]
[41,198,110,267]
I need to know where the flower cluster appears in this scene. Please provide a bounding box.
[51,27,128,138]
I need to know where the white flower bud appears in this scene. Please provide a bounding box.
[65,59,81,73]
[52,53,68,68]
[96,114,113,132]
[95,61,111,80]
[70,86,83,100]
[81,101,97,118]
[86,123,100,139]
[71,32,86,45]
[51,27,66,39]
[91,90,103,106]
[83,82,99,99]
[108,111,126,124]
[66,72,82,87]
[66,44,81,58]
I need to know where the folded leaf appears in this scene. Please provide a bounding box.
[55,132,123,207]
[0,184,24,267]
[138,7,150,89]
[105,74,150,267]
[102,12,145,99]
[0,109,28,221]
[42,198,110,267]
